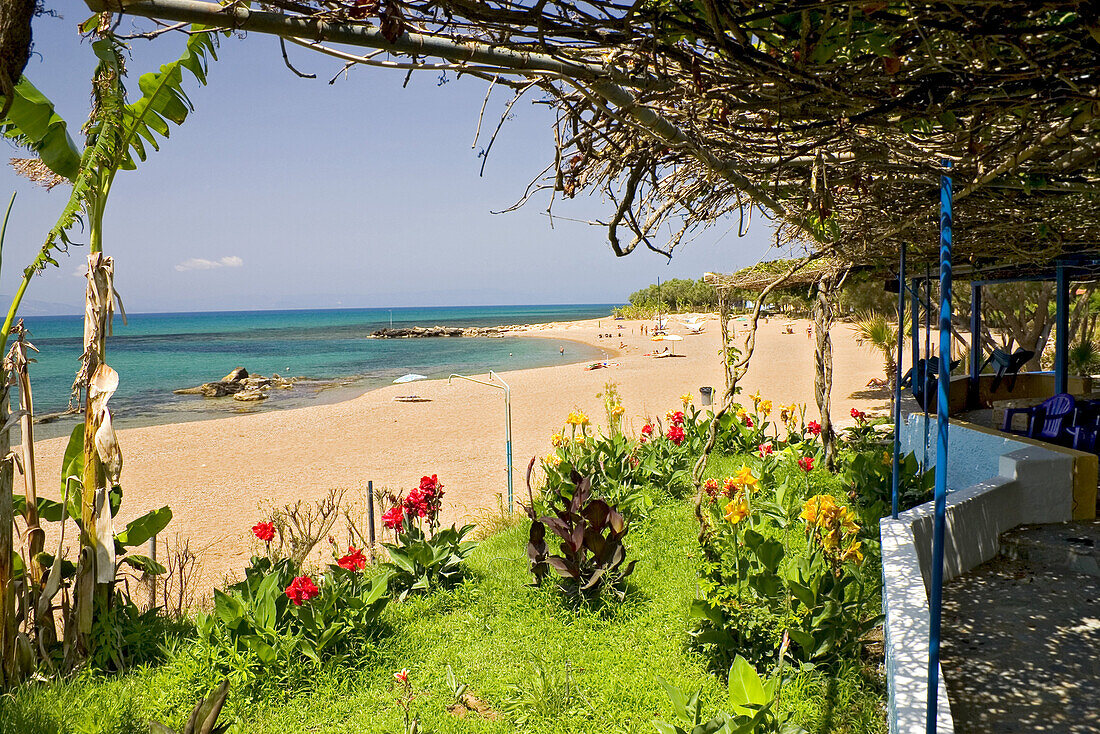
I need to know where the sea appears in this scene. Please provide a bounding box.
[16,304,615,440]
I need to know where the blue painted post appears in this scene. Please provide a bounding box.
[923,272,931,470]
[927,163,953,733]
[893,243,906,519]
[911,279,920,378]
[1055,263,1069,395]
[969,284,982,406]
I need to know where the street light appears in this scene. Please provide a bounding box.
[447,370,513,512]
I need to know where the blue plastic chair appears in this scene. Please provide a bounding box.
[1001,393,1075,443]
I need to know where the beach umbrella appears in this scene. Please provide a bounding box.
[651,334,684,354]
[393,373,428,384]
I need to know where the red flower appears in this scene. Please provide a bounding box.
[337,547,367,571]
[758,442,774,457]
[419,474,440,493]
[704,478,720,497]
[670,410,685,426]
[744,416,754,428]
[252,521,275,543]
[640,423,654,443]
[382,504,405,530]
[394,668,409,684]
[807,420,822,436]
[285,575,320,605]
[667,425,686,445]
[850,408,867,422]
[798,456,815,472]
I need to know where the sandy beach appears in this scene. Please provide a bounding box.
[28,315,889,590]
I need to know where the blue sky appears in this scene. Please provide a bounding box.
[0,10,777,313]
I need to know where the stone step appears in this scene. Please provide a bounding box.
[999,520,1100,578]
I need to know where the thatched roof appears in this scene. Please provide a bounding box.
[704,260,849,293]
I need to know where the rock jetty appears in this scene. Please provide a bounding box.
[174,367,300,401]
[369,325,522,338]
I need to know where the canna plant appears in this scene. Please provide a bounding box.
[381,475,476,599]
[524,461,635,600]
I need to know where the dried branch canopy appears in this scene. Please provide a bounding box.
[97,0,1100,271]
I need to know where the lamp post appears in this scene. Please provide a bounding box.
[448,371,513,512]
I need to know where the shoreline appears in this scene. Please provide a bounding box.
[26,314,889,591]
[28,329,613,441]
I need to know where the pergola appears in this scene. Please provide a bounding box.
[51,2,1100,730]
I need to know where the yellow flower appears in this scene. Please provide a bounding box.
[750,391,761,407]
[542,452,560,467]
[724,497,750,525]
[839,507,861,535]
[840,541,864,565]
[610,404,625,418]
[882,451,892,466]
[551,432,565,448]
[566,410,590,427]
[801,494,838,526]
[759,399,772,416]
[731,465,760,492]
[574,435,587,446]
[680,393,693,407]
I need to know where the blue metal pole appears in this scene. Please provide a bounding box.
[927,162,953,733]
[893,243,906,519]
[923,270,931,470]
[969,284,982,407]
[911,278,920,380]
[1055,263,1069,395]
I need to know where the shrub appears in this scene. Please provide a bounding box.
[524,467,635,600]
[195,549,389,688]
[380,475,477,599]
[694,455,881,669]
[655,646,806,734]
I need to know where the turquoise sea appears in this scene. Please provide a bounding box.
[18,304,614,438]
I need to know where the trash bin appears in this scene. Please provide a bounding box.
[699,386,714,406]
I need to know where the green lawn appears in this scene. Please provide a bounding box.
[0,470,885,734]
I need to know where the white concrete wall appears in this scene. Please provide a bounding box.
[881,431,1076,734]
[900,413,1033,493]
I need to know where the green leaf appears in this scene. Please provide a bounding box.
[1,77,81,180]
[115,506,173,548]
[121,554,166,575]
[244,636,277,664]
[213,589,244,628]
[659,677,691,722]
[727,655,766,709]
[11,494,67,523]
[114,29,219,171]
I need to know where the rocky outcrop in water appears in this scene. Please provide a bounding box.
[174,367,299,399]
[369,325,514,338]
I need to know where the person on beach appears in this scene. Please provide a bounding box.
[560,346,565,356]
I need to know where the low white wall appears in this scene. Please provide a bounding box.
[881,434,1076,734]
[900,413,1033,493]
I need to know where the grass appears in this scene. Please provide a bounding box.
[0,462,886,734]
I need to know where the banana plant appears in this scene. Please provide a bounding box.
[0,22,220,678]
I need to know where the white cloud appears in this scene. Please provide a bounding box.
[174,256,244,272]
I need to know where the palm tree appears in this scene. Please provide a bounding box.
[854,310,909,395]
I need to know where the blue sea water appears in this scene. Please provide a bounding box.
[18,304,614,437]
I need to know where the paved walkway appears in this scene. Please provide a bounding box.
[941,525,1100,733]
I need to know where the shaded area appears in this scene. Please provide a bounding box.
[942,538,1100,733]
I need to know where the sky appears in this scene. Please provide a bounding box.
[0,8,779,313]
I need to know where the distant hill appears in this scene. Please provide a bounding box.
[0,296,83,317]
